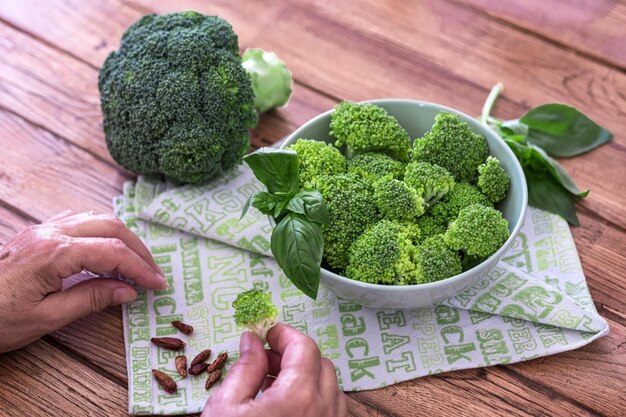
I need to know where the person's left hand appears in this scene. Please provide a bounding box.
[0,210,167,353]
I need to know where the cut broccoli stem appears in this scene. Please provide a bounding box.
[480,83,504,124]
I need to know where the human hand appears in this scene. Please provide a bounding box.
[0,210,167,353]
[202,324,347,417]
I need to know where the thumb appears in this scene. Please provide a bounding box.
[38,279,137,331]
[217,332,268,403]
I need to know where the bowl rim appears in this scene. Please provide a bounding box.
[278,98,528,293]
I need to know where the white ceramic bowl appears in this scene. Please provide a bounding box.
[280,99,527,309]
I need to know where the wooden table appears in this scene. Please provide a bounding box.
[0,0,624,416]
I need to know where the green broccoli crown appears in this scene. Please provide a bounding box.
[242,48,293,112]
[287,139,347,189]
[416,214,447,242]
[232,288,279,344]
[414,235,462,284]
[98,12,258,184]
[444,204,510,258]
[430,182,493,226]
[404,161,455,206]
[330,102,411,161]
[412,112,488,182]
[347,152,405,182]
[373,178,425,221]
[346,220,420,285]
[314,173,379,271]
[477,156,510,203]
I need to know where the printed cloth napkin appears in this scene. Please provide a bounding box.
[113,164,608,415]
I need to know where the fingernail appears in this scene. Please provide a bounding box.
[156,273,168,289]
[240,331,253,353]
[112,287,137,304]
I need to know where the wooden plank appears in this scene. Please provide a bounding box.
[455,0,626,70]
[0,108,129,220]
[0,340,127,417]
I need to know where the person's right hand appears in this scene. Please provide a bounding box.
[0,210,167,353]
[202,324,347,417]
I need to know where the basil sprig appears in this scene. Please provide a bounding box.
[242,148,328,299]
[480,84,613,226]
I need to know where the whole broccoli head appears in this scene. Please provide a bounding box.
[444,204,510,258]
[412,112,488,182]
[330,102,411,161]
[233,288,279,344]
[314,173,379,271]
[477,156,510,203]
[414,235,462,284]
[346,220,420,285]
[242,48,293,113]
[287,139,346,189]
[98,12,258,184]
[347,152,405,183]
[373,178,425,221]
[404,161,455,207]
[430,182,492,226]
[416,214,447,242]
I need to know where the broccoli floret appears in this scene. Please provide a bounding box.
[346,220,419,285]
[242,48,293,113]
[232,288,279,344]
[99,13,258,184]
[430,182,492,226]
[477,156,510,203]
[347,152,405,183]
[314,173,379,271]
[330,102,411,161]
[373,178,425,221]
[412,112,488,182]
[404,162,455,207]
[444,204,510,258]
[414,235,462,284]
[287,139,347,188]
[416,214,447,242]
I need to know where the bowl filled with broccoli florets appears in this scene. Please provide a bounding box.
[280,99,527,308]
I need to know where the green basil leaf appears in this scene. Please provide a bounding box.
[286,190,330,225]
[520,104,613,158]
[523,167,580,226]
[270,213,322,299]
[243,148,300,194]
[528,144,589,197]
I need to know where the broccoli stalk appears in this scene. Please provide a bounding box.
[242,48,293,113]
[233,288,279,344]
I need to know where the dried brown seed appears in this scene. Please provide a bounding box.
[151,337,186,350]
[189,349,211,368]
[175,356,187,378]
[205,369,222,390]
[188,362,209,376]
[171,320,194,335]
[152,369,177,394]
[207,352,228,373]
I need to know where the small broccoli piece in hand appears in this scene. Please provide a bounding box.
[412,112,488,182]
[404,162,455,207]
[477,156,510,203]
[416,214,447,242]
[430,182,492,226]
[348,152,405,182]
[288,139,346,188]
[444,204,510,258]
[330,102,411,161]
[346,220,420,285]
[414,235,462,284]
[314,173,379,271]
[373,178,425,221]
[233,288,279,344]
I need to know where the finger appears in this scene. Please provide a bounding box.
[319,358,341,403]
[266,348,282,376]
[56,213,163,275]
[266,324,321,386]
[216,331,268,403]
[55,237,167,290]
[43,210,75,223]
[37,278,136,331]
[260,375,276,392]
[337,391,348,417]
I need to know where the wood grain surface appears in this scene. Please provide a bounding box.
[0,0,624,416]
